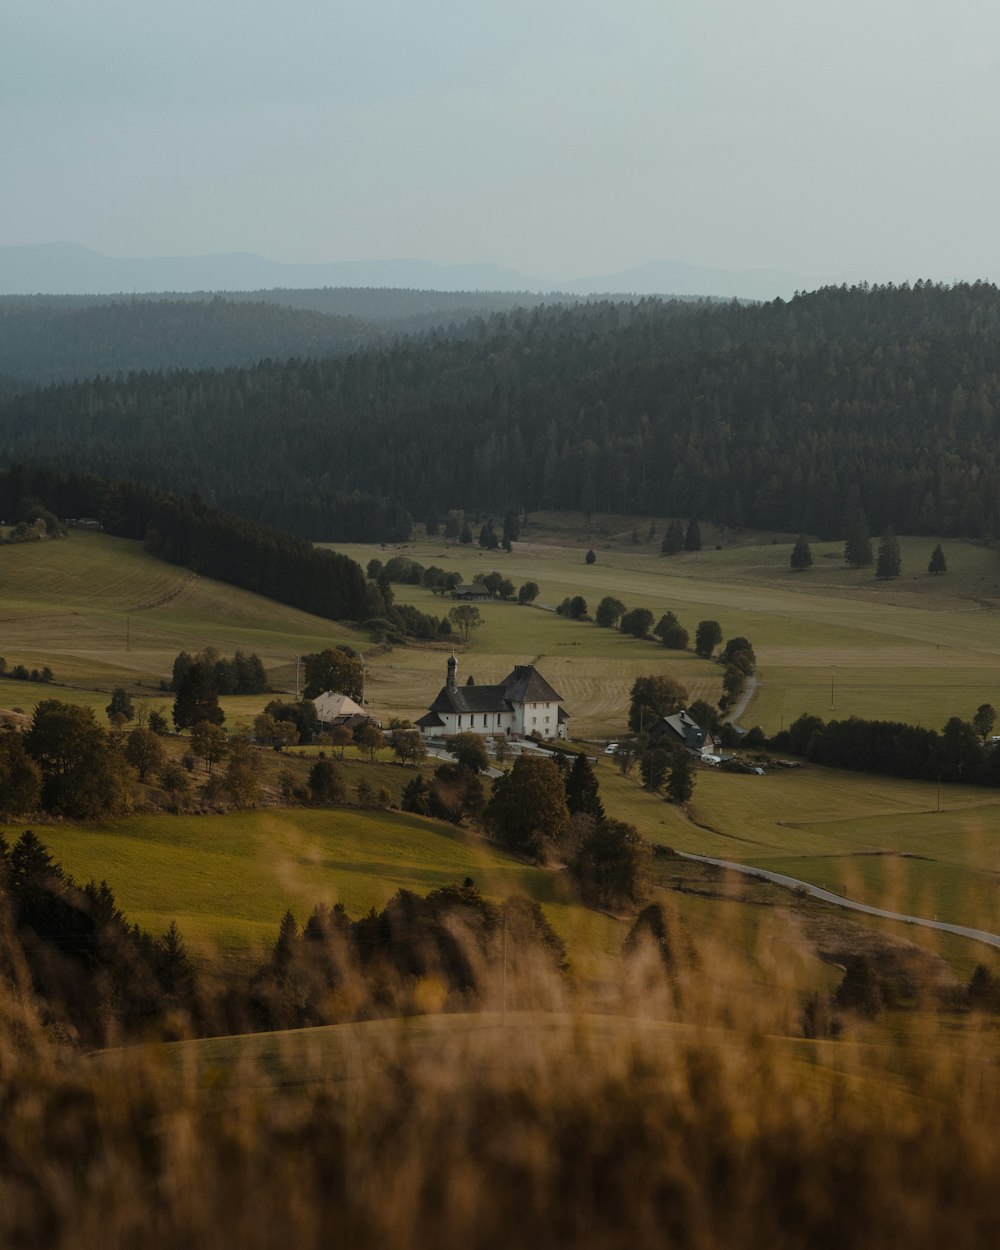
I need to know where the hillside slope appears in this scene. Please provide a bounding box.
[2,282,999,539]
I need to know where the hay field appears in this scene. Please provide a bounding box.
[0,531,359,694]
[334,528,1000,734]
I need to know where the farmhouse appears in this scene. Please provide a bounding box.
[650,709,714,754]
[416,655,569,740]
[313,691,379,732]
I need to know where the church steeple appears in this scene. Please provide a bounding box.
[447,653,458,693]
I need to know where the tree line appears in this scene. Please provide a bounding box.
[5,283,1000,540]
[772,706,1000,784]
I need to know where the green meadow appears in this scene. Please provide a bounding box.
[334,525,1000,736]
[25,807,626,968]
[5,522,1000,974]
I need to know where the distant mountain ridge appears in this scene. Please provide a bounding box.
[0,242,834,300]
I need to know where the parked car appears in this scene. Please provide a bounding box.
[604,742,619,754]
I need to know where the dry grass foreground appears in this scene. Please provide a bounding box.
[4,934,1000,1250]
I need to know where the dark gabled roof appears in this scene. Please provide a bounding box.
[416,711,446,728]
[428,686,514,715]
[499,665,563,704]
[424,664,566,721]
[654,710,705,751]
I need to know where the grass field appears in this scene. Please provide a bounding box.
[6,523,1000,976]
[24,806,628,968]
[0,531,360,695]
[334,525,1000,736]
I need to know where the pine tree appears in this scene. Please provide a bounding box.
[928,543,947,574]
[684,517,702,552]
[666,752,695,804]
[790,534,813,571]
[585,548,596,564]
[844,511,873,567]
[875,527,901,579]
[565,752,604,821]
[661,521,685,556]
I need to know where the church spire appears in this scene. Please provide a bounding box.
[447,653,458,693]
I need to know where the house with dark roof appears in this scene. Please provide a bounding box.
[416,655,569,740]
[649,709,713,754]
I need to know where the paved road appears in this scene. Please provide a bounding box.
[678,850,1000,952]
[724,672,758,728]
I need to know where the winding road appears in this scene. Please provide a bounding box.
[678,850,1000,952]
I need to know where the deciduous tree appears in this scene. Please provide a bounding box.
[445,732,490,774]
[595,596,626,628]
[303,647,363,701]
[628,675,688,732]
[487,755,569,860]
[448,604,483,642]
[654,612,689,649]
[694,619,723,658]
[569,818,651,910]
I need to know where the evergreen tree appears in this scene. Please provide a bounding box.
[585,548,596,564]
[640,747,670,791]
[666,751,695,804]
[844,511,873,567]
[928,543,947,574]
[661,521,685,556]
[565,752,604,821]
[308,757,344,803]
[790,534,813,571]
[684,517,702,552]
[875,527,901,579]
[156,920,198,1002]
[172,660,224,730]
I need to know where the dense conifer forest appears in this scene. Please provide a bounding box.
[2,282,1000,539]
[0,297,383,385]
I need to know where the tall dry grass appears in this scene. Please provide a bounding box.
[3,917,1000,1250]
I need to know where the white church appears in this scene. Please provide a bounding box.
[416,655,569,740]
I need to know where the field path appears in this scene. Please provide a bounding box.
[680,851,1000,952]
[725,672,758,727]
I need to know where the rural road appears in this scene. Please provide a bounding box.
[725,672,758,727]
[678,851,1000,952]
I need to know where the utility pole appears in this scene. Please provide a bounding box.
[295,655,300,701]
[830,666,835,711]
[126,616,130,653]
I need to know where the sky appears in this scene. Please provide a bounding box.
[3,0,1000,284]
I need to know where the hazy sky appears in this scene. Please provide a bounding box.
[4,0,999,282]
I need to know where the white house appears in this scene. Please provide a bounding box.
[416,655,569,740]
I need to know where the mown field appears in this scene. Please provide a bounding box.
[334,525,1000,736]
